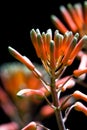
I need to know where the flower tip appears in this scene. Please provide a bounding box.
[30,28,36,37]
[84,1,87,6]
[8,46,16,57]
[16,89,27,97]
[59,5,65,11]
[50,40,54,51]
[67,3,72,9]
[8,46,13,52]
[22,121,37,130]
[51,14,57,20]
[82,35,87,45]
[83,35,87,40]
[74,102,87,116]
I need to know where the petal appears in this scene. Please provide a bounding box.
[74,102,87,116]
[8,46,35,71]
[73,90,87,102]
[51,15,68,33]
[60,5,77,32]
[17,89,44,99]
[73,68,87,77]
[67,35,87,65]
[22,122,37,130]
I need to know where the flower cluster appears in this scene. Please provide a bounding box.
[51,1,87,37]
[0,0,86,130]
[51,1,87,82]
[30,29,87,77]
[8,28,87,130]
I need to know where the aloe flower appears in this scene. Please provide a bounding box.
[51,1,87,81]
[30,29,87,77]
[74,102,87,116]
[51,1,87,37]
[8,29,87,130]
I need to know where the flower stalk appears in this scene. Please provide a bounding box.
[50,75,66,130]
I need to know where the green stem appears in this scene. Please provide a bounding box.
[50,76,66,130]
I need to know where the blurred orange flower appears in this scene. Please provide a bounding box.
[0,62,48,125]
[51,1,87,37]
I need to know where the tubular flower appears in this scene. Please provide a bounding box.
[30,28,87,77]
[51,1,87,38]
[22,121,37,130]
[74,102,87,116]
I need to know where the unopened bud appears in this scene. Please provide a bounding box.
[74,102,87,116]
[22,121,37,130]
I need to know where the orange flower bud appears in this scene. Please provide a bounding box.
[30,29,40,58]
[51,15,68,33]
[17,88,44,99]
[67,35,87,65]
[60,5,77,32]
[84,1,87,24]
[62,33,79,65]
[22,121,37,130]
[73,69,87,77]
[74,3,84,24]
[73,90,87,102]
[67,3,83,29]
[50,40,55,69]
[74,102,87,116]
[8,46,35,71]
[40,104,54,117]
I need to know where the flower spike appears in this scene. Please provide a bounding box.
[29,29,87,78]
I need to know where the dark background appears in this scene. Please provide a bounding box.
[0,0,87,130]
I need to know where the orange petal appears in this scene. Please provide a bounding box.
[84,1,87,24]
[50,40,55,70]
[51,15,68,33]
[8,46,35,71]
[67,3,83,29]
[46,29,52,56]
[67,35,87,65]
[30,29,40,58]
[22,122,37,130]
[62,33,79,65]
[60,5,77,32]
[73,90,87,102]
[74,3,84,24]
[17,88,44,99]
[74,102,87,116]
[73,68,87,77]
[54,32,63,60]
[40,105,54,117]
